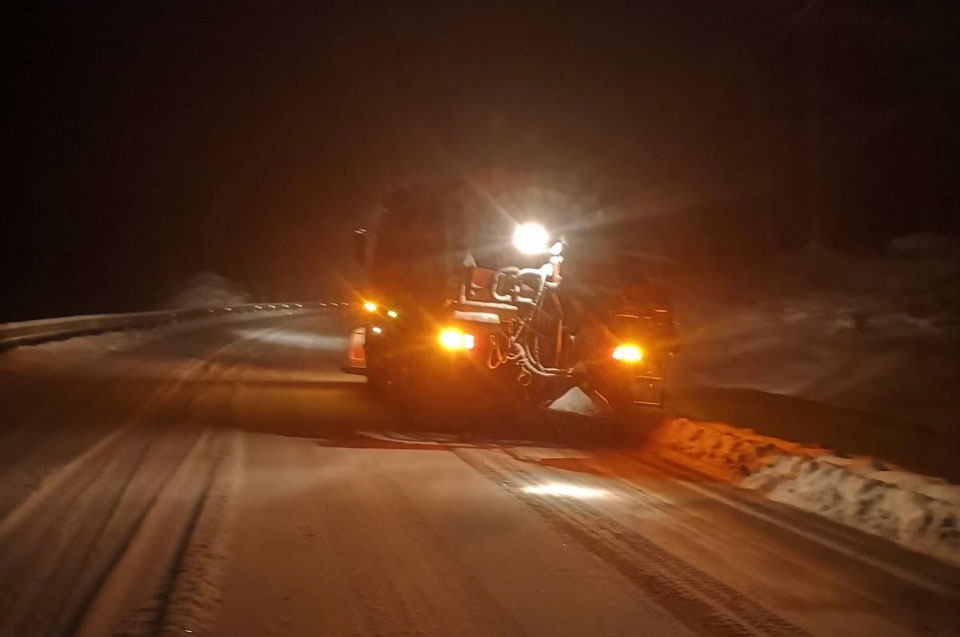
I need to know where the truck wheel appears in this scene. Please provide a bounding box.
[601,390,632,445]
[367,364,389,396]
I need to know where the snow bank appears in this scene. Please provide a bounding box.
[647,418,826,478]
[745,455,960,564]
[0,309,303,377]
[162,272,250,309]
[673,240,959,432]
[648,417,960,565]
[0,326,177,374]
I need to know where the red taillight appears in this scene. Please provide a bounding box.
[348,327,366,368]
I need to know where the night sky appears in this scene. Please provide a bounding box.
[3,1,958,321]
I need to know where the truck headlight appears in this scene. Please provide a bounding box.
[512,223,550,255]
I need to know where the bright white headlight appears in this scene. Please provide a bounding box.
[512,223,550,255]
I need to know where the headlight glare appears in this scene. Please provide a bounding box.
[438,327,475,351]
[512,223,550,255]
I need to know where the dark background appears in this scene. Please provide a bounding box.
[3,1,957,321]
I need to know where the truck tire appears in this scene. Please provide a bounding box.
[366,362,389,396]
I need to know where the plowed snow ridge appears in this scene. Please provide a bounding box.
[649,418,960,565]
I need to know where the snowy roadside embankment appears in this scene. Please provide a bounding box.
[673,238,959,432]
[1,274,336,371]
[161,272,251,309]
[647,417,960,566]
[0,307,312,377]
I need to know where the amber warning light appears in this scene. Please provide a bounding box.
[438,327,475,351]
[612,344,643,363]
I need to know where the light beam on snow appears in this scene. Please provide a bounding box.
[522,482,607,499]
[233,329,347,351]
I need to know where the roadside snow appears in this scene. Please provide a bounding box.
[549,386,608,418]
[162,271,250,309]
[647,417,960,566]
[646,417,827,479]
[0,310,305,377]
[673,242,959,431]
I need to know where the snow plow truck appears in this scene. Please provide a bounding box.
[347,169,678,429]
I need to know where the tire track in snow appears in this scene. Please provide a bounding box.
[73,428,221,637]
[610,449,960,598]
[0,395,207,636]
[145,316,339,635]
[452,447,806,636]
[0,319,302,637]
[86,324,303,636]
[371,470,527,635]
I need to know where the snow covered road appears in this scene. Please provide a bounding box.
[1,312,957,636]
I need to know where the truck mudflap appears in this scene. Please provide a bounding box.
[630,375,666,407]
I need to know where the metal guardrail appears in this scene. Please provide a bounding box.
[0,301,351,350]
